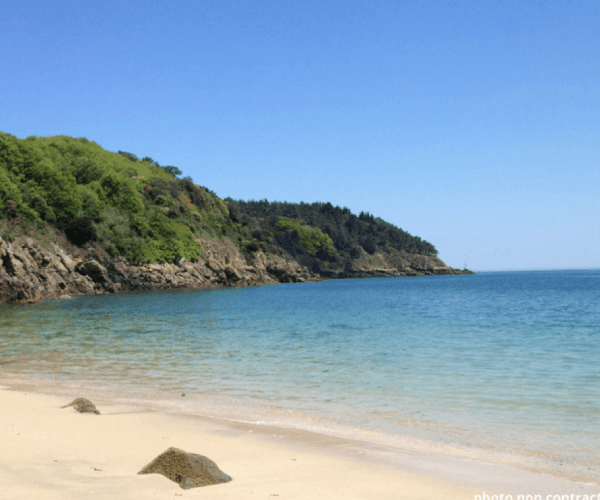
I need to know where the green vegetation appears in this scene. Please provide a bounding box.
[229,199,438,272]
[0,132,438,274]
[0,133,223,263]
[275,217,337,259]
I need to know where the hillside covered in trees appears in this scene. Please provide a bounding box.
[0,132,461,283]
[227,200,438,275]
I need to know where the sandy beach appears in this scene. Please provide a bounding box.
[0,381,488,500]
[2,373,599,500]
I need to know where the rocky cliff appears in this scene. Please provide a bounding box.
[329,248,475,278]
[0,235,472,305]
[0,235,317,304]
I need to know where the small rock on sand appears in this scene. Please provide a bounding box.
[138,447,232,489]
[61,397,100,415]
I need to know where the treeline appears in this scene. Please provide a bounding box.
[1,132,438,274]
[229,200,438,259]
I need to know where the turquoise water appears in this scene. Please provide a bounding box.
[1,270,599,482]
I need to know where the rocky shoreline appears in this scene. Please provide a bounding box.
[0,235,473,305]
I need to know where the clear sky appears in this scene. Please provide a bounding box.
[2,1,598,270]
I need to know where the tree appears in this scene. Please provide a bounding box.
[163,165,182,178]
[118,151,139,162]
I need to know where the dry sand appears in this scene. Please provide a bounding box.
[0,386,485,500]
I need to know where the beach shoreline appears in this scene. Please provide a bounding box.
[1,371,597,500]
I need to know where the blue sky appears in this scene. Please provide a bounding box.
[2,0,598,270]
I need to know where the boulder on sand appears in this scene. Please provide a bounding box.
[61,397,100,415]
[138,447,232,489]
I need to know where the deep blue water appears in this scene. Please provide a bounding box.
[1,269,599,482]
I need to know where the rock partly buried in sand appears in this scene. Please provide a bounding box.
[61,397,100,415]
[138,447,232,489]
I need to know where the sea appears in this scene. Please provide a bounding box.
[1,269,599,485]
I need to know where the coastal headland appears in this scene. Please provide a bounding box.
[0,132,472,305]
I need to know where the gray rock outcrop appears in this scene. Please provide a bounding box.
[333,248,475,278]
[0,233,472,305]
[0,235,318,304]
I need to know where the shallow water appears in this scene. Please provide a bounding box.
[1,270,599,483]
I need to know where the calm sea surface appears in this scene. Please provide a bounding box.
[1,270,599,482]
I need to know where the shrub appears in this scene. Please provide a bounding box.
[65,217,98,246]
[4,200,18,218]
[30,195,56,222]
